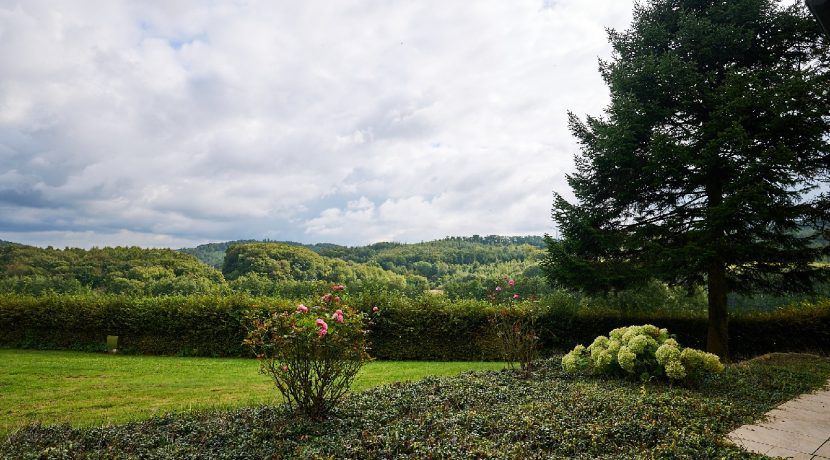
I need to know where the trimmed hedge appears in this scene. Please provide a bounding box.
[1,294,829,359]
[0,295,288,357]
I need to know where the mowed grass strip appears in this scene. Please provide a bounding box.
[0,349,505,433]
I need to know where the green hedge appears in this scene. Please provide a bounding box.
[0,295,291,357]
[1,294,828,359]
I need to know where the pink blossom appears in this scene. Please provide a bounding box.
[332,309,345,323]
[316,318,328,337]
[321,293,333,302]
[331,284,345,291]
[334,296,341,303]
[296,304,308,313]
[508,279,515,287]
[495,286,502,292]
[513,294,520,299]
[372,306,379,313]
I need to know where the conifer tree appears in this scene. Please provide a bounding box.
[543,0,830,358]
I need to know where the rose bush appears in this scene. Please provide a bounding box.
[562,324,723,383]
[488,276,539,375]
[244,285,370,419]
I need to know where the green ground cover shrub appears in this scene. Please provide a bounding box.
[3,353,828,458]
[562,325,723,382]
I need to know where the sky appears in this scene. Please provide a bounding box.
[0,0,637,249]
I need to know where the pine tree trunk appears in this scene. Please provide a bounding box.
[706,262,729,360]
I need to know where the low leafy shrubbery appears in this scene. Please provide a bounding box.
[244,285,371,418]
[3,354,829,458]
[2,293,830,359]
[562,325,723,383]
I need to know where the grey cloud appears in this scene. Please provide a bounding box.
[0,0,635,248]
[0,188,56,208]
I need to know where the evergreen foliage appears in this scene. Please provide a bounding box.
[543,0,830,358]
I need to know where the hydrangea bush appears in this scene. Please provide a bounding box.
[562,324,723,382]
[244,284,370,419]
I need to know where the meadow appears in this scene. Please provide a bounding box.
[0,349,505,434]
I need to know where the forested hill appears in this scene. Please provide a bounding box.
[0,236,551,298]
[0,244,223,295]
[182,235,550,297]
[0,242,423,297]
[180,235,545,269]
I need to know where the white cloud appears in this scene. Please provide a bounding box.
[0,0,635,248]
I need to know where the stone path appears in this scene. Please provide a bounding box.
[728,381,830,459]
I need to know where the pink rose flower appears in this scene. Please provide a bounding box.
[332,309,344,323]
[321,293,333,302]
[513,294,520,299]
[508,279,515,287]
[331,284,345,291]
[495,286,502,292]
[296,304,308,313]
[316,318,328,336]
[372,306,379,313]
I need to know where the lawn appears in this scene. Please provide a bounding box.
[0,349,505,433]
[3,352,830,458]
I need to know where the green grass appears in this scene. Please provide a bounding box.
[4,353,830,458]
[0,349,505,433]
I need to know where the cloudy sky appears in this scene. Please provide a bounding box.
[0,0,636,248]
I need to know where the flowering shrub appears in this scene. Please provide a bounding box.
[562,324,723,382]
[244,285,369,419]
[488,276,538,375]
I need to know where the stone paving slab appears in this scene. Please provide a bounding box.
[756,410,830,440]
[727,380,830,459]
[778,397,830,415]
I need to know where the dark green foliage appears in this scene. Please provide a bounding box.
[0,294,290,357]
[223,243,332,281]
[178,240,259,268]
[0,245,225,296]
[2,293,828,359]
[221,243,425,297]
[0,236,556,299]
[186,236,551,294]
[3,354,828,458]
[544,0,830,357]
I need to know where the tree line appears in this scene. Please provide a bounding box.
[0,237,553,299]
